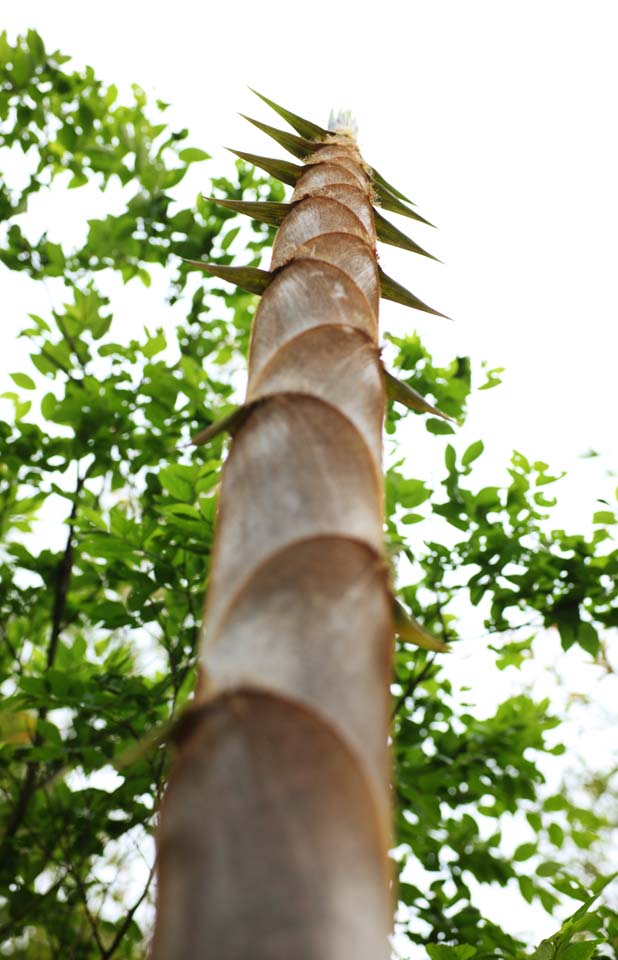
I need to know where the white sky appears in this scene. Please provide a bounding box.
[2,1,618,953]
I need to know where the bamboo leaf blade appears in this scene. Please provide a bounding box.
[379,269,450,318]
[384,370,455,423]
[248,87,329,141]
[205,196,292,227]
[226,148,302,186]
[374,184,433,226]
[372,167,415,204]
[191,405,252,447]
[374,211,441,261]
[392,599,450,652]
[183,260,271,296]
[240,114,321,159]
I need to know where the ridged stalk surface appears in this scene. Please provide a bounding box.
[152,123,397,960]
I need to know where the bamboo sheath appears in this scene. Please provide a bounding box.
[151,102,443,959]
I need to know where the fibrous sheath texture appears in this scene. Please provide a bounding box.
[151,94,441,960]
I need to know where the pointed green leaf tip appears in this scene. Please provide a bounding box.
[392,599,449,652]
[226,148,301,186]
[248,87,329,141]
[375,184,432,225]
[246,89,419,216]
[384,370,455,423]
[183,261,271,296]
[529,872,618,960]
[205,196,291,227]
[372,167,414,205]
[374,210,441,261]
[379,269,450,319]
[240,114,321,160]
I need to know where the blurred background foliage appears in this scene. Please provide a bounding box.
[0,29,616,959]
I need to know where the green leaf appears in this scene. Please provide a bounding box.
[426,418,455,435]
[530,873,618,959]
[158,466,195,502]
[536,860,563,877]
[462,440,484,466]
[426,946,476,960]
[104,82,118,107]
[576,622,599,656]
[41,392,57,419]
[531,942,556,960]
[221,226,241,251]
[548,823,565,847]
[513,841,537,861]
[143,330,166,358]
[592,510,615,524]
[178,147,211,162]
[25,29,45,61]
[10,372,36,390]
[402,512,424,524]
[560,943,601,960]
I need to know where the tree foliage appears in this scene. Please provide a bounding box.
[1,30,617,959]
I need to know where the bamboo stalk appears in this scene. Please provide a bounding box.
[152,99,442,960]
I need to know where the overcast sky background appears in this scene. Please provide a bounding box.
[3,2,618,953]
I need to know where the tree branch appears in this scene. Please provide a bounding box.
[68,867,106,958]
[1,470,85,847]
[101,864,155,960]
[47,472,84,670]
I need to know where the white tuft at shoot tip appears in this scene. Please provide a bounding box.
[328,109,358,140]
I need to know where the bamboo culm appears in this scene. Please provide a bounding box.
[151,95,445,960]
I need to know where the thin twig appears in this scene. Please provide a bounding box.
[47,472,84,669]
[391,655,436,720]
[101,864,155,960]
[68,867,106,958]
